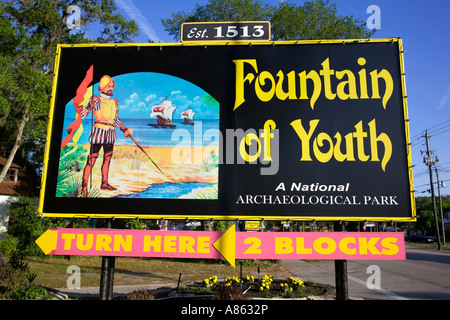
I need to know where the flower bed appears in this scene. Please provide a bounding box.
[178,274,331,300]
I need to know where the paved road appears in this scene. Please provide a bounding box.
[281,245,450,300]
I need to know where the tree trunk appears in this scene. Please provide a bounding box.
[0,109,30,183]
[201,220,213,231]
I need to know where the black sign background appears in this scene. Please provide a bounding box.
[40,40,415,221]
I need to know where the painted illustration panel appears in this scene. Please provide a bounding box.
[57,68,219,200]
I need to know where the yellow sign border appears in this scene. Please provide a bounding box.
[38,38,416,222]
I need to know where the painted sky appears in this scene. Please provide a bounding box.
[64,72,219,120]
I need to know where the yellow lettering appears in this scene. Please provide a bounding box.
[255,71,276,102]
[358,57,369,99]
[113,235,132,252]
[233,59,258,110]
[339,237,357,255]
[298,70,321,109]
[164,236,177,253]
[320,58,336,100]
[197,236,210,254]
[333,132,355,162]
[296,238,312,254]
[381,237,399,255]
[239,133,261,163]
[276,70,298,100]
[290,119,320,161]
[232,57,394,110]
[76,234,93,251]
[368,119,392,171]
[336,69,358,100]
[275,237,294,254]
[61,233,76,250]
[313,132,333,163]
[179,236,196,253]
[314,237,337,255]
[359,237,381,255]
[370,69,393,109]
[143,235,161,252]
[261,119,276,161]
[96,234,112,251]
[291,118,391,170]
[353,121,370,161]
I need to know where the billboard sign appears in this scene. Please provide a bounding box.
[36,226,406,266]
[39,39,415,221]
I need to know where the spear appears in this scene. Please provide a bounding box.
[128,134,166,177]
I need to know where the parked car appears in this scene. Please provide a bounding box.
[405,235,436,243]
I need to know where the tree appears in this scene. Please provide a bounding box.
[271,0,374,40]
[162,0,374,41]
[162,0,272,41]
[0,1,139,182]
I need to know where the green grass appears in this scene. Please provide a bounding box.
[405,242,450,250]
[25,256,292,289]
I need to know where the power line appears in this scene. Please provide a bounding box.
[410,119,450,141]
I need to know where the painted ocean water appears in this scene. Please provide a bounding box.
[119,182,215,199]
[62,118,220,147]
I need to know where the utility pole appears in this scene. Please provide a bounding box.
[334,221,348,300]
[435,167,446,245]
[423,130,442,250]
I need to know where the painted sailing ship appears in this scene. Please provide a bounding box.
[148,97,176,128]
[181,107,195,125]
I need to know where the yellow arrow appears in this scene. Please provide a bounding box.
[213,225,236,268]
[35,229,58,255]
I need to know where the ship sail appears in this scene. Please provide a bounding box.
[181,109,195,121]
[150,100,176,121]
[149,98,177,128]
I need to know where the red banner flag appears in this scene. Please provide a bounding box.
[61,65,93,148]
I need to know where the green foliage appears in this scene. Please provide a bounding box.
[214,220,234,232]
[0,1,139,182]
[0,251,48,299]
[162,0,375,41]
[0,197,62,258]
[413,195,450,233]
[6,284,48,300]
[162,0,272,40]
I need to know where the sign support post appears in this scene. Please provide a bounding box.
[99,219,116,300]
[334,221,348,300]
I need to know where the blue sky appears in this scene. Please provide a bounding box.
[82,0,449,195]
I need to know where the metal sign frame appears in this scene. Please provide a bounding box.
[38,39,415,222]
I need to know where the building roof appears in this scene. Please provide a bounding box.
[0,155,40,197]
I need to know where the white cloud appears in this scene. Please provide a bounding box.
[116,0,162,43]
[438,84,450,110]
[145,93,157,102]
[121,92,149,113]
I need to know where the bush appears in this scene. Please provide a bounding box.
[6,284,48,300]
